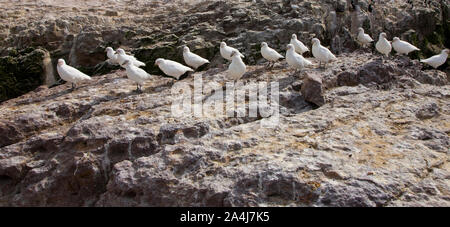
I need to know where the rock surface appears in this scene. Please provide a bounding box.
[0,49,448,206]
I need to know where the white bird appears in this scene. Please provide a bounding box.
[376,32,392,57]
[155,58,193,80]
[311,38,337,67]
[56,59,92,90]
[220,42,244,61]
[261,42,284,68]
[357,27,374,47]
[420,49,449,69]
[105,47,119,65]
[116,48,146,68]
[183,46,210,69]
[228,51,246,81]
[290,34,309,54]
[286,44,313,72]
[392,37,420,55]
[121,60,152,92]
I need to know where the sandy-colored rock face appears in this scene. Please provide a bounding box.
[0,0,449,207]
[0,48,448,206]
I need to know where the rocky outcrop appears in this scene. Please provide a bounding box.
[0,51,448,206]
[301,73,325,106]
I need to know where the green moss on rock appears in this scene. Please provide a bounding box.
[0,48,46,102]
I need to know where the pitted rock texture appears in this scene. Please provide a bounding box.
[0,51,448,206]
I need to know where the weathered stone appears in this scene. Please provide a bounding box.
[301,73,325,106]
[0,0,449,207]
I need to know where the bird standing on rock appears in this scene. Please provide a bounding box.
[290,34,309,54]
[182,46,210,70]
[420,49,449,69]
[227,51,246,81]
[286,44,312,74]
[220,42,244,61]
[121,60,152,92]
[376,32,392,58]
[357,27,374,48]
[116,48,146,68]
[56,59,92,90]
[155,58,193,80]
[261,42,284,68]
[392,37,420,55]
[311,38,337,68]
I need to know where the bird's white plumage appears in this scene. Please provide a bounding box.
[290,34,309,54]
[183,46,210,69]
[376,33,392,57]
[261,42,284,62]
[311,38,337,64]
[123,60,152,85]
[116,48,146,68]
[57,59,91,85]
[286,44,312,70]
[155,58,193,80]
[228,51,246,81]
[106,47,119,65]
[392,37,420,55]
[420,49,449,68]
[220,42,244,61]
[357,28,374,46]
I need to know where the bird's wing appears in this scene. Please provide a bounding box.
[230,47,245,58]
[135,67,152,79]
[190,52,209,63]
[63,65,91,80]
[166,61,193,74]
[133,59,146,67]
[402,41,420,50]
[420,54,440,63]
[364,34,374,42]
[269,48,284,59]
[319,46,336,59]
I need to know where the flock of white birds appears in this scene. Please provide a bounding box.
[56,27,449,92]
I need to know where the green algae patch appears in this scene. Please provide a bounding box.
[0,48,46,102]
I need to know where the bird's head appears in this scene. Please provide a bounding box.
[183,46,190,53]
[291,34,297,39]
[121,60,131,67]
[105,47,113,52]
[312,38,320,45]
[230,51,239,58]
[379,32,387,39]
[261,42,268,47]
[220,42,226,48]
[287,44,294,50]
[155,58,164,66]
[442,49,449,54]
[57,59,65,66]
[392,37,400,42]
[358,27,364,33]
[117,48,125,55]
